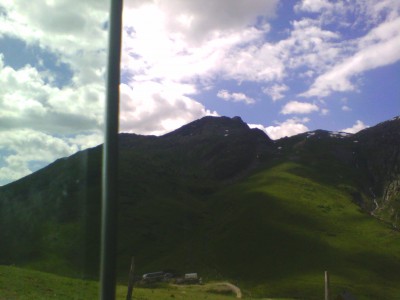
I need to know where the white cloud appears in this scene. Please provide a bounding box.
[301,11,400,98]
[221,41,285,83]
[0,129,81,185]
[281,101,319,115]
[263,84,288,101]
[67,132,103,150]
[0,1,108,131]
[294,0,334,13]
[0,57,103,134]
[276,18,342,74]
[342,105,351,111]
[120,0,282,135]
[294,0,389,28]
[122,5,283,85]
[366,0,400,23]
[0,128,102,186]
[125,0,278,43]
[250,118,309,140]
[0,0,108,86]
[341,120,368,133]
[217,90,255,104]
[0,1,108,185]
[321,108,329,115]
[119,82,217,135]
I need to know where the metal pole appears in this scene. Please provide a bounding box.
[100,0,123,299]
[325,270,330,300]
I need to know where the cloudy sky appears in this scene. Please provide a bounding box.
[1,0,400,185]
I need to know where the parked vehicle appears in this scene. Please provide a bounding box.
[142,271,164,283]
[184,273,198,281]
[174,273,202,284]
[141,271,175,283]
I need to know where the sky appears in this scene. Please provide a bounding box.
[0,0,399,185]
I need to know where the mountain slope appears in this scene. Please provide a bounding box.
[1,115,400,299]
[352,116,400,224]
[203,161,400,298]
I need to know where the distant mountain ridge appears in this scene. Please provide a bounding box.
[1,115,400,298]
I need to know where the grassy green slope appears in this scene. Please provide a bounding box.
[0,265,98,300]
[113,157,400,299]
[0,265,241,300]
[0,147,102,278]
[202,161,400,299]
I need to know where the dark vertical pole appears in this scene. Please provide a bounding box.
[100,0,123,299]
[126,256,135,300]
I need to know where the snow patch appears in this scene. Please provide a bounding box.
[329,131,352,138]
[306,132,316,138]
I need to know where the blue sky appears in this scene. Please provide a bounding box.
[119,0,400,137]
[0,0,399,185]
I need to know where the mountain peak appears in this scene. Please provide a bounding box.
[163,115,266,139]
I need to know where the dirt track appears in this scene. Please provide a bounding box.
[218,282,242,298]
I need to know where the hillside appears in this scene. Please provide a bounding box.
[1,115,400,299]
[0,265,239,299]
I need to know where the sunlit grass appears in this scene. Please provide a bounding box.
[203,161,400,299]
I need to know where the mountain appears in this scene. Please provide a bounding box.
[1,115,400,299]
[352,116,400,224]
[273,116,400,219]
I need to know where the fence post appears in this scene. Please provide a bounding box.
[126,257,135,300]
[325,270,330,300]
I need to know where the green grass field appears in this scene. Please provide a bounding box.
[0,265,276,300]
[200,161,400,299]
